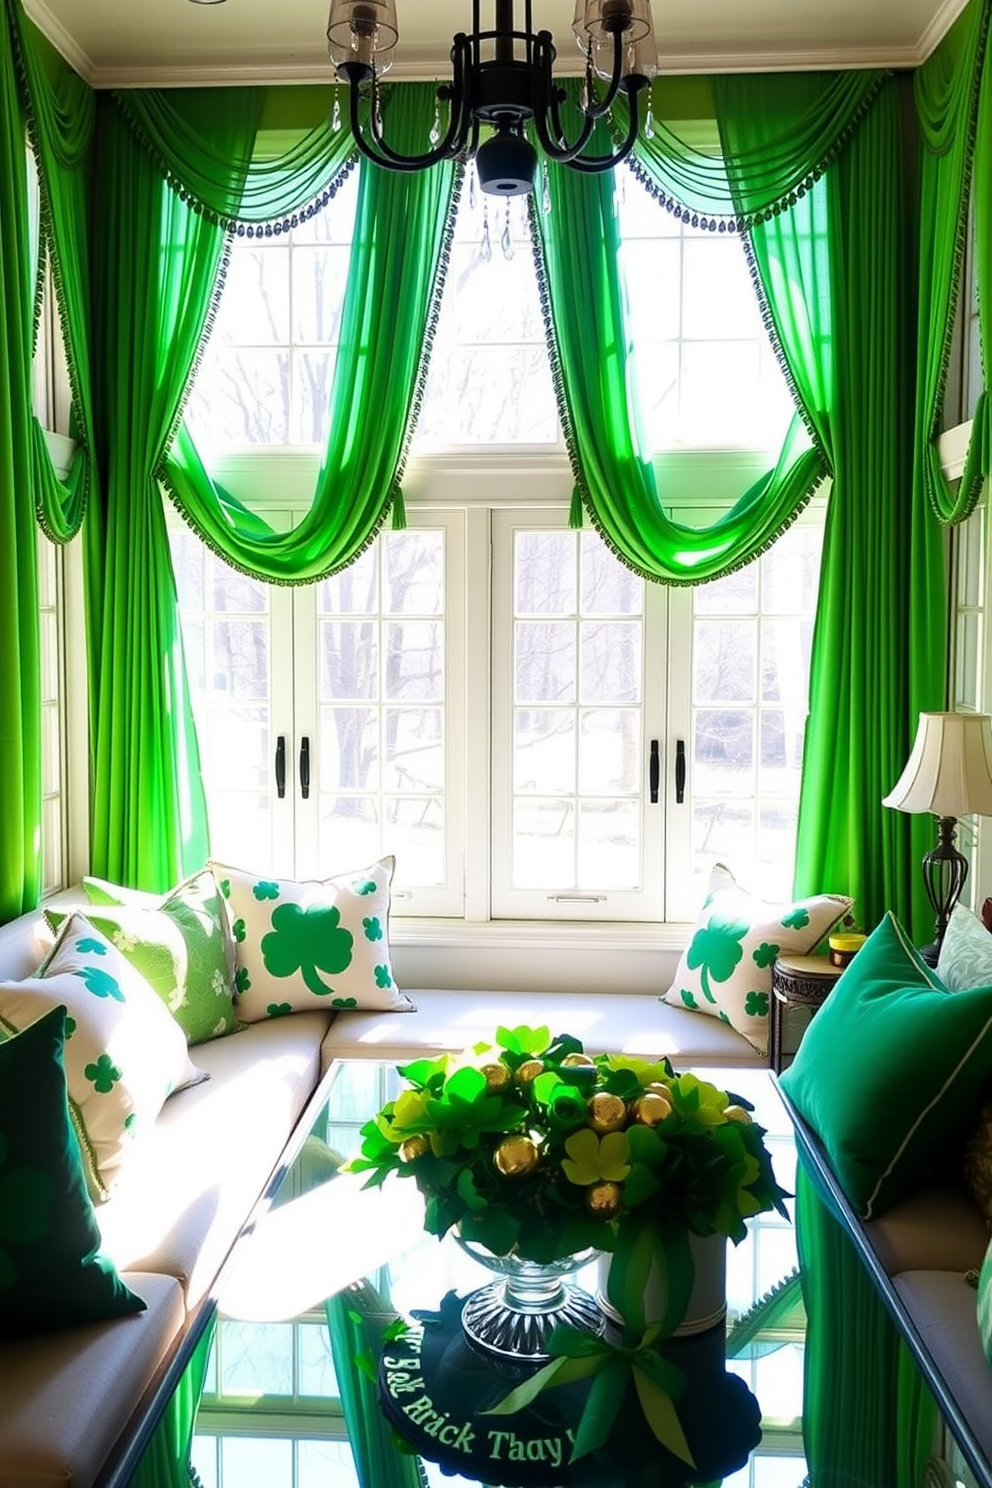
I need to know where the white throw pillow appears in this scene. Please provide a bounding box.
[0,914,203,1200]
[936,903,992,991]
[662,863,852,1054]
[209,857,413,1023]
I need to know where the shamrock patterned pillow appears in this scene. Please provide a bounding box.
[0,914,204,1201]
[49,869,243,1045]
[662,863,852,1054]
[209,857,414,1023]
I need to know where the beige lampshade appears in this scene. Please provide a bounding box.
[883,712,992,818]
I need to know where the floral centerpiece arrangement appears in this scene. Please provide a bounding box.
[348,1024,789,1329]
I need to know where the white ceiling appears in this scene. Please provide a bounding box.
[22,0,972,89]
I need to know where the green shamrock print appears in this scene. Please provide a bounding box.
[352,877,377,896]
[64,1014,77,1037]
[331,997,358,1009]
[219,878,231,898]
[374,964,392,989]
[781,907,811,931]
[679,989,698,1009]
[363,916,383,942]
[0,1130,55,1290]
[85,1053,122,1094]
[686,915,749,1003]
[261,902,354,997]
[745,990,769,1017]
[74,937,108,956]
[234,967,251,995]
[232,918,246,943]
[253,881,280,901]
[74,966,125,1002]
[752,942,779,969]
[124,1113,137,1138]
[266,1003,293,1018]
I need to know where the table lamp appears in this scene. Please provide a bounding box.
[883,711,992,964]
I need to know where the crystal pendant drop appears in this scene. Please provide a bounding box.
[469,164,478,212]
[429,91,441,146]
[500,205,513,261]
[645,97,655,140]
[331,91,342,134]
[480,201,492,262]
[542,163,552,216]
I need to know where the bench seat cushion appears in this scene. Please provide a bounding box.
[95,1013,331,1308]
[864,1180,990,1278]
[0,1272,184,1488]
[319,987,762,1068]
[893,1269,992,1472]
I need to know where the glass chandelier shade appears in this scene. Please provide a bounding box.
[326,0,657,196]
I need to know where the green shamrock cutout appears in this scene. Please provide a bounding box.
[363,916,383,942]
[74,966,125,1002]
[233,918,246,943]
[85,1053,122,1094]
[374,965,392,988]
[745,990,769,1017]
[781,907,810,930]
[74,937,107,956]
[352,877,377,895]
[561,1129,630,1186]
[679,989,698,1009]
[0,1130,55,1290]
[234,967,251,995]
[331,997,358,1009]
[253,881,280,901]
[752,942,779,969]
[686,915,748,1003]
[261,902,354,997]
[266,1003,293,1018]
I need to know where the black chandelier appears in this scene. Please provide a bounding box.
[326,1,658,197]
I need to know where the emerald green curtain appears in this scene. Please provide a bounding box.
[86,92,261,890]
[0,0,43,922]
[771,76,946,935]
[161,84,457,584]
[129,1317,216,1488]
[5,0,94,544]
[914,0,992,526]
[532,107,826,585]
[795,1168,937,1486]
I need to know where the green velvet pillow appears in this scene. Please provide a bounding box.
[780,911,992,1219]
[59,869,242,1045]
[0,1005,145,1337]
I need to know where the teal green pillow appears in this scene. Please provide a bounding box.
[979,1232,992,1369]
[780,911,992,1219]
[0,1005,145,1337]
[48,869,242,1045]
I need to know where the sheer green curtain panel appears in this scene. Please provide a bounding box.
[6,0,95,543]
[914,0,992,525]
[163,83,458,583]
[0,4,43,922]
[87,92,259,891]
[113,84,355,229]
[532,125,826,585]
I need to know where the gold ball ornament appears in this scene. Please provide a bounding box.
[587,1092,628,1134]
[631,1091,672,1127]
[515,1059,545,1089]
[561,1053,595,1068]
[584,1181,622,1219]
[481,1061,512,1094]
[398,1135,430,1163]
[724,1105,753,1124]
[494,1135,540,1178]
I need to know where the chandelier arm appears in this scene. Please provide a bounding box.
[562,78,648,173]
[577,30,627,122]
[342,41,469,171]
[532,34,597,163]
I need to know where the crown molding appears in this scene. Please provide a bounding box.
[21,0,95,83]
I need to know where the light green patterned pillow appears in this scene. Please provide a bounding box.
[937,904,992,991]
[978,1231,992,1369]
[662,862,852,1054]
[0,915,204,1201]
[209,857,413,1023]
[63,870,241,1045]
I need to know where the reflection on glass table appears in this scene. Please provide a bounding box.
[191,1064,806,1488]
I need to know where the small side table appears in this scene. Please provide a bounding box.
[769,954,843,1073]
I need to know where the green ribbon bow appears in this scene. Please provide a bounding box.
[482,1323,695,1468]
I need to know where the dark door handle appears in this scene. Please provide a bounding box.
[275,736,286,799]
[649,739,659,803]
[300,736,310,800]
[675,738,686,804]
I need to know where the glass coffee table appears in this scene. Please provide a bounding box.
[186,1061,806,1488]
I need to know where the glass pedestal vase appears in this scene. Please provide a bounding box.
[457,1237,605,1361]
